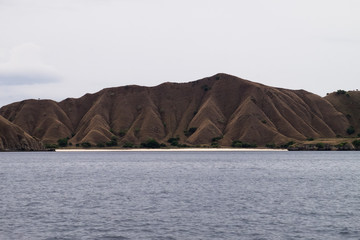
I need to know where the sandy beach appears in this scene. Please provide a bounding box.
[56,148,288,152]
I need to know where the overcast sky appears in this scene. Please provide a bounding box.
[0,0,359,107]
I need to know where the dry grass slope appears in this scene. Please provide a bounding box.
[325,91,360,137]
[0,116,43,151]
[0,73,352,147]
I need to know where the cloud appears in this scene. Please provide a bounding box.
[0,73,59,85]
[0,43,60,85]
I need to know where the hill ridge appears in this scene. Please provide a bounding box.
[1,73,357,149]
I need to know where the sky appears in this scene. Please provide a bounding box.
[0,0,359,107]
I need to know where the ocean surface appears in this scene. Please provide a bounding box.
[0,151,360,240]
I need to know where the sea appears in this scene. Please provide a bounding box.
[0,150,360,240]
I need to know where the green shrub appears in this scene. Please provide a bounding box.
[167,137,180,146]
[336,142,347,148]
[211,136,223,142]
[266,143,276,149]
[119,130,127,137]
[231,140,257,148]
[123,142,134,148]
[306,137,314,141]
[97,143,105,148]
[184,127,197,137]
[106,136,118,146]
[57,138,68,147]
[178,144,189,148]
[141,138,161,148]
[231,140,243,148]
[242,142,257,148]
[201,84,211,91]
[211,136,223,148]
[81,142,92,148]
[45,143,58,149]
[353,139,360,149]
[336,90,347,95]
[279,141,295,149]
[336,142,352,150]
[315,143,325,149]
[346,126,355,135]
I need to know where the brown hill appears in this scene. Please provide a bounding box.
[0,73,350,147]
[0,115,43,151]
[325,90,360,136]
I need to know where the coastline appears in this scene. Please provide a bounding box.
[55,148,288,152]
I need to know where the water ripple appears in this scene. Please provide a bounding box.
[1,151,360,239]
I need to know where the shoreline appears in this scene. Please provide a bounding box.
[55,148,288,152]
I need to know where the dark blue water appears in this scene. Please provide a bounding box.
[0,151,360,240]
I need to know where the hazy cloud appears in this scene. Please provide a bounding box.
[0,73,59,85]
[0,43,60,85]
